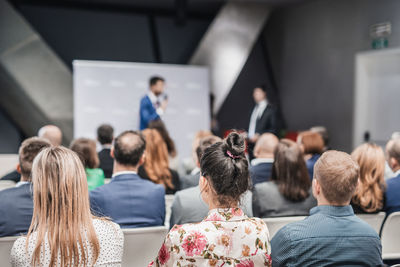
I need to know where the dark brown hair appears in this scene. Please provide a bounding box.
[298,131,324,155]
[271,139,311,202]
[148,120,177,157]
[70,138,99,169]
[19,137,51,179]
[200,132,249,207]
[196,135,222,163]
[97,124,114,145]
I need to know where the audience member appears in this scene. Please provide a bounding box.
[139,129,180,194]
[0,137,51,237]
[252,139,315,218]
[90,131,165,228]
[250,133,279,186]
[271,151,383,266]
[170,135,253,226]
[310,126,329,151]
[351,143,386,213]
[70,138,105,190]
[97,124,114,178]
[150,132,271,266]
[11,147,123,266]
[297,131,324,179]
[180,135,221,189]
[1,124,63,183]
[148,120,179,171]
[384,137,400,215]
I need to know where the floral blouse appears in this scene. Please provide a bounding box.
[149,208,271,267]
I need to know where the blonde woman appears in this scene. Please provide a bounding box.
[11,147,123,267]
[351,143,386,213]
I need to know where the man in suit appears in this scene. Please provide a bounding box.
[271,151,383,266]
[384,137,400,215]
[90,130,165,228]
[247,86,278,160]
[1,124,62,183]
[139,76,168,130]
[180,135,221,189]
[250,133,278,186]
[97,124,114,178]
[0,137,51,237]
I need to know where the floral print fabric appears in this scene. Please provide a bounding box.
[149,208,271,267]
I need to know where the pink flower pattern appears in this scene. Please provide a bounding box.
[149,208,271,267]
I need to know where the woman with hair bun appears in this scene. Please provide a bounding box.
[149,132,272,267]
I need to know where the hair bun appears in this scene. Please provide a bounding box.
[224,132,246,157]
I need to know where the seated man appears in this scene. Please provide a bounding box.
[271,151,383,266]
[90,130,165,228]
[385,137,400,215]
[250,133,278,186]
[0,137,51,237]
[170,135,253,227]
[97,124,114,178]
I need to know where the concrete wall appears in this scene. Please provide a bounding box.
[264,0,400,151]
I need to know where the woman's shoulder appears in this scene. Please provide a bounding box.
[93,218,123,239]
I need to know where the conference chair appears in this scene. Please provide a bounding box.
[0,235,18,267]
[122,226,168,267]
[0,180,16,191]
[381,212,400,260]
[263,216,306,238]
[0,154,18,177]
[357,212,386,234]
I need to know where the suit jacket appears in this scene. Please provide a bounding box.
[253,104,278,136]
[138,166,180,194]
[139,95,159,130]
[252,181,317,218]
[90,173,165,228]
[0,183,33,237]
[1,169,21,183]
[306,154,320,180]
[250,160,273,186]
[384,173,400,215]
[179,172,200,190]
[98,148,113,178]
[170,186,253,228]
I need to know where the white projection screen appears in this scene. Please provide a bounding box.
[73,60,210,161]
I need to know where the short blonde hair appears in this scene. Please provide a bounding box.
[314,150,359,204]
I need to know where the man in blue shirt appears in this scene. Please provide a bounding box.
[90,130,165,228]
[271,150,383,266]
[139,76,168,130]
[0,137,51,237]
[385,137,400,215]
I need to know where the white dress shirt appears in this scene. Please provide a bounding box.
[148,91,164,116]
[248,99,268,138]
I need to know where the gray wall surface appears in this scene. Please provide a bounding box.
[264,0,400,151]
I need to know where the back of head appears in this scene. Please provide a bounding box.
[192,130,213,162]
[148,120,177,157]
[29,146,99,266]
[37,125,63,146]
[271,139,311,201]
[142,129,173,188]
[298,131,324,155]
[97,124,114,145]
[113,130,146,167]
[310,126,329,148]
[254,133,279,158]
[200,132,249,207]
[196,135,222,163]
[351,143,386,212]
[70,138,99,169]
[314,150,359,205]
[18,137,51,181]
[387,137,400,169]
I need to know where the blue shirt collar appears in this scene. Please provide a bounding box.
[310,205,354,217]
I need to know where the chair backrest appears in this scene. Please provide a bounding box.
[356,212,386,234]
[122,226,168,267]
[164,194,175,228]
[381,212,400,260]
[0,180,16,191]
[263,216,306,238]
[0,235,19,267]
[0,154,18,177]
